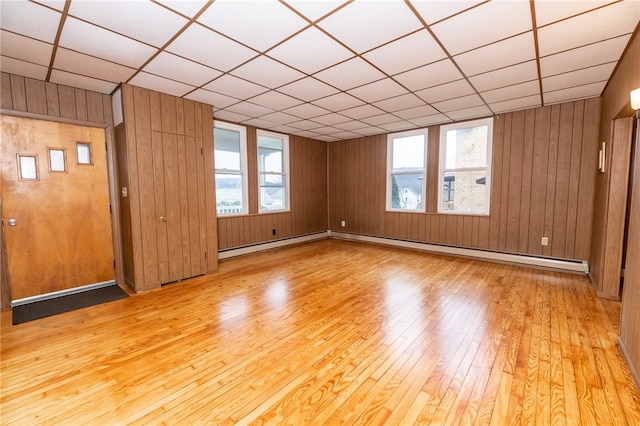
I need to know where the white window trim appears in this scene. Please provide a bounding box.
[257,129,290,213]
[386,128,428,212]
[437,117,493,215]
[214,120,248,216]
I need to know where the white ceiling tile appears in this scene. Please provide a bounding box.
[333,120,370,131]
[213,110,252,123]
[248,91,303,111]
[394,104,439,120]
[31,1,66,12]
[348,78,409,103]
[480,80,540,103]
[49,69,117,94]
[167,23,257,71]
[542,63,615,92]
[129,72,195,97]
[289,119,324,130]
[312,92,365,111]
[433,94,485,112]
[352,126,386,136]
[373,93,425,112]
[543,82,605,104]
[0,56,48,80]
[416,80,476,104]
[286,0,349,22]
[331,130,362,139]
[243,117,282,129]
[54,48,135,83]
[410,113,452,127]
[232,56,305,89]
[68,1,188,47]
[409,0,485,25]
[537,1,640,56]
[432,0,533,55]
[0,30,52,66]
[539,35,630,77]
[446,105,492,120]
[318,0,423,53]
[361,113,402,126]
[259,111,301,124]
[312,113,351,126]
[282,103,330,119]
[363,30,446,75]
[534,0,618,26]
[59,18,156,68]
[340,104,386,120]
[268,27,353,74]
[270,124,304,135]
[379,121,418,132]
[143,52,222,87]
[489,94,541,113]
[469,61,539,92]
[225,101,275,117]
[454,32,536,76]
[185,88,235,107]
[278,77,339,102]
[204,74,268,99]
[197,0,308,52]
[394,59,463,92]
[154,0,210,18]
[313,57,386,90]
[0,1,60,43]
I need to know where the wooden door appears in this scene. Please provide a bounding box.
[152,131,205,284]
[0,115,114,300]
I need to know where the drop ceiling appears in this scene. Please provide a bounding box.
[1,0,639,141]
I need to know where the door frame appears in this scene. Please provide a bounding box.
[0,110,123,310]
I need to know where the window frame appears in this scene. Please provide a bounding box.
[214,120,249,216]
[257,129,290,213]
[386,128,428,213]
[437,117,493,215]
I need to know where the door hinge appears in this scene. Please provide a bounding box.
[105,142,108,151]
[201,148,204,155]
[204,251,207,260]
[113,260,116,269]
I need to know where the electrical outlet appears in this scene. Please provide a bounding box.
[341,220,346,227]
[272,229,276,236]
[541,237,549,246]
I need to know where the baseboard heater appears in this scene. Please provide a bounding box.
[329,231,589,274]
[11,280,117,307]
[218,230,588,274]
[218,231,330,260]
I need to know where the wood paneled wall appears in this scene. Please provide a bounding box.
[602,29,640,387]
[117,84,217,291]
[0,72,115,309]
[328,99,600,261]
[1,73,113,124]
[217,128,328,250]
[592,30,640,299]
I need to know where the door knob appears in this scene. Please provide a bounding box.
[7,218,17,227]
[160,216,167,222]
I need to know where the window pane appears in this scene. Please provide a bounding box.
[444,126,488,169]
[258,146,283,173]
[215,173,244,215]
[390,173,423,210]
[18,155,37,180]
[392,134,424,171]
[259,173,283,187]
[441,170,487,213]
[77,142,91,164]
[214,127,241,170]
[259,185,286,211]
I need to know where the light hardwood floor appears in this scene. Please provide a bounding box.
[2,239,639,425]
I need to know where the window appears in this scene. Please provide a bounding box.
[76,142,92,165]
[387,129,427,212]
[257,130,289,212]
[438,117,493,215]
[214,121,248,215]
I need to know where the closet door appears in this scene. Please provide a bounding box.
[152,131,205,284]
